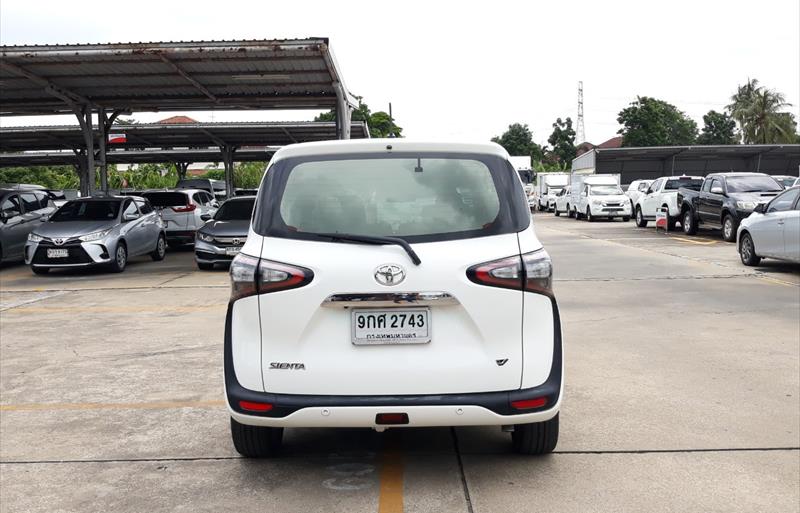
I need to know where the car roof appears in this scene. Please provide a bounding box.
[67,196,127,202]
[708,172,769,177]
[271,138,510,162]
[223,195,256,202]
[140,189,201,195]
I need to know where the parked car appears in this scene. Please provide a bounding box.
[552,188,570,217]
[625,179,653,210]
[568,173,621,219]
[633,175,703,229]
[0,188,56,264]
[1,183,67,204]
[677,173,784,242]
[575,181,631,221]
[195,196,255,270]
[225,140,563,457]
[25,196,166,274]
[770,175,798,189]
[737,186,800,265]
[176,178,227,201]
[535,173,569,212]
[140,190,218,247]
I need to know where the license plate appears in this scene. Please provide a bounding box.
[351,308,431,345]
[46,248,69,258]
[225,247,240,256]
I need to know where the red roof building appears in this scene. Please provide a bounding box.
[156,115,199,124]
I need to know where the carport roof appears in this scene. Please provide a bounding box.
[0,148,277,167]
[0,121,370,152]
[591,144,800,162]
[0,39,355,115]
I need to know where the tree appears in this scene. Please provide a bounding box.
[617,96,697,147]
[491,123,540,156]
[314,96,402,138]
[547,117,577,169]
[697,110,739,145]
[726,79,797,144]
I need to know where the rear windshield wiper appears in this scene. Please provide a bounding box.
[311,232,422,266]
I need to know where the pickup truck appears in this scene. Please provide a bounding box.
[634,175,703,229]
[677,172,784,241]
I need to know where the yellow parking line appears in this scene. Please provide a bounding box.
[4,305,220,314]
[0,400,225,412]
[757,275,797,287]
[378,433,404,513]
[669,236,718,245]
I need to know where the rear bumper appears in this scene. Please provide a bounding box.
[224,299,564,428]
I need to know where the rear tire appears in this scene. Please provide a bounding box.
[683,210,697,235]
[722,215,737,242]
[622,216,630,222]
[108,242,127,273]
[197,261,214,271]
[554,207,560,217]
[512,414,559,455]
[739,232,761,266]
[150,235,166,261]
[230,417,283,458]
[635,207,647,227]
[31,266,49,275]
[567,205,574,218]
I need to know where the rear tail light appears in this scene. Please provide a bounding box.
[229,254,314,302]
[467,249,553,296]
[375,413,409,425]
[239,400,273,412]
[171,204,197,213]
[510,397,548,410]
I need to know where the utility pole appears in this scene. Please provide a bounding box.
[388,102,394,138]
[577,81,586,144]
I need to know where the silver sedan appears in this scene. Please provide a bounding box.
[25,196,166,274]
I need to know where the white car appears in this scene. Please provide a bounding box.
[576,183,631,222]
[552,188,570,217]
[737,186,800,265]
[140,189,218,247]
[225,139,563,457]
[625,179,653,209]
[633,175,704,229]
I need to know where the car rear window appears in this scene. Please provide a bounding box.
[216,199,255,221]
[141,192,189,207]
[254,152,529,243]
[665,178,703,191]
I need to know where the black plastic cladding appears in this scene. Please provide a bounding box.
[251,152,531,245]
[223,297,563,418]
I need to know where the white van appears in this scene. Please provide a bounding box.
[569,174,629,221]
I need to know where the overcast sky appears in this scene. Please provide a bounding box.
[1,0,798,146]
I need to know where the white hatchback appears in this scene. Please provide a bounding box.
[225,140,563,457]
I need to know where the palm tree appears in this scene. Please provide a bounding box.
[726,79,794,143]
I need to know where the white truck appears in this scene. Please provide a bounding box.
[569,174,630,221]
[535,173,570,212]
[633,175,704,229]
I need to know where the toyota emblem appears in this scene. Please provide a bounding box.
[374,264,405,286]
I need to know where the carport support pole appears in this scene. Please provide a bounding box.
[73,105,96,197]
[98,108,109,193]
[223,146,235,198]
[334,82,351,140]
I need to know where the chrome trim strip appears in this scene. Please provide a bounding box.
[321,292,459,308]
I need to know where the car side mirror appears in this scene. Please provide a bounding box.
[123,213,140,222]
[753,203,766,214]
[200,213,212,221]
[710,186,724,195]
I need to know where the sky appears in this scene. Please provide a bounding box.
[1,0,798,146]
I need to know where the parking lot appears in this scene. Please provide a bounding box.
[1,214,798,513]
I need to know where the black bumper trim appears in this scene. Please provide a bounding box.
[223,297,563,418]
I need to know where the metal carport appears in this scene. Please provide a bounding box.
[0,39,357,195]
[572,145,800,185]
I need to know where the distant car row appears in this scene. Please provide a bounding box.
[0,185,256,273]
[531,172,799,266]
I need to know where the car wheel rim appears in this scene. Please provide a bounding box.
[117,247,126,267]
[742,237,752,260]
[685,213,691,230]
[158,238,165,257]
[724,220,732,239]
[637,210,642,223]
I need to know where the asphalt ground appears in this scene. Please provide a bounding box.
[1,214,798,513]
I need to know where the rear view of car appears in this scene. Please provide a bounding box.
[225,140,563,457]
[141,190,217,247]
